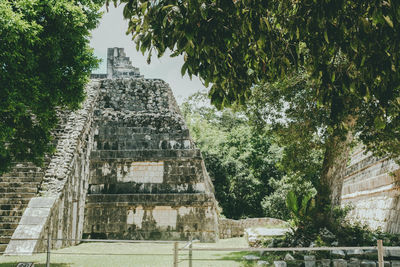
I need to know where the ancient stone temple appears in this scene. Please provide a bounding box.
[84,54,218,241]
[4,48,218,255]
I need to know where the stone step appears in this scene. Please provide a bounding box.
[0,187,38,193]
[5,166,42,172]
[97,126,189,136]
[86,193,212,205]
[0,199,31,205]
[0,229,16,237]
[88,182,202,194]
[0,210,24,216]
[0,244,7,253]
[95,131,190,139]
[0,203,28,211]
[0,223,18,230]
[0,216,22,223]
[1,172,42,178]
[0,177,42,183]
[0,236,11,244]
[0,193,36,199]
[90,149,201,160]
[95,139,194,151]
[0,182,40,188]
[97,126,155,135]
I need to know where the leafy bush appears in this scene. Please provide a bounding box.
[262,174,316,221]
[269,202,400,248]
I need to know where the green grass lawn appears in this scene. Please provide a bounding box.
[0,238,276,267]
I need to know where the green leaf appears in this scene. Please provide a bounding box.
[324,30,329,43]
[350,40,357,53]
[262,17,271,31]
[361,55,366,66]
[349,82,356,93]
[383,15,393,28]
[181,61,188,76]
[300,193,312,216]
[140,2,148,13]
[374,116,386,130]
[162,5,174,11]
[286,191,298,214]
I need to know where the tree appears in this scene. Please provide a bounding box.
[114,0,400,219]
[181,92,282,219]
[0,0,103,173]
[246,71,321,220]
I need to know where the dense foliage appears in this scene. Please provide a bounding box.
[0,0,103,173]
[243,71,321,220]
[181,92,282,219]
[262,174,316,221]
[245,73,400,245]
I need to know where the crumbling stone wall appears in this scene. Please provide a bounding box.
[5,82,100,255]
[106,47,142,79]
[341,147,400,233]
[83,78,219,242]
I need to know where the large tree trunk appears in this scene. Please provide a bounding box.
[318,116,355,218]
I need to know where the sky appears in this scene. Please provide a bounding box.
[89,5,207,103]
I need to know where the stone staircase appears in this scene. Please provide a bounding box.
[0,163,44,252]
[0,109,71,253]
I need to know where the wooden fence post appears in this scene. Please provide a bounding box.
[189,237,193,267]
[46,230,51,267]
[377,239,384,267]
[173,242,178,267]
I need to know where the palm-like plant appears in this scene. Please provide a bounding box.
[286,190,316,228]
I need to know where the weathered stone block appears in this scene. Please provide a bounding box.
[318,259,331,267]
[304,255,316,267]
[387,248,400,258]
[332,250,346,258]
[333,259,347,267]
[347,249,364,257]
[274,261,287,267]
[348,258,360,267]
[360,260,376,267]
[391,260,400,267]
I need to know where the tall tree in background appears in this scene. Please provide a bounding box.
[114,0,400,223]
[0,0,103,173]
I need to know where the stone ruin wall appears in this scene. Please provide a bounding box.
[6,82,100,254]
[341,147,400,233]
[83,78,219,242]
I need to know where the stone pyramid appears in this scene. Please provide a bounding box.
[83,48,219,241]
